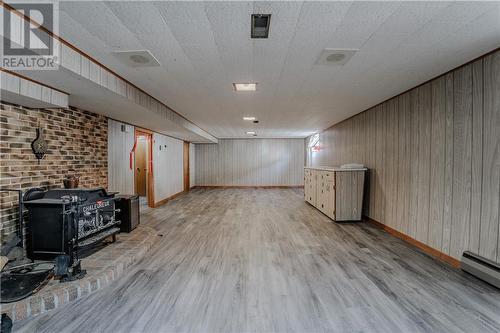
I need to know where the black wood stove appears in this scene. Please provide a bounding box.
[23,188,120,271]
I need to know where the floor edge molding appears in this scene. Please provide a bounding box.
[364,216,461,268]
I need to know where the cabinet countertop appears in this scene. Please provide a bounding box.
[304,166,368,172]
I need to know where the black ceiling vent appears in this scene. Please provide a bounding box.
[251,14,271,38]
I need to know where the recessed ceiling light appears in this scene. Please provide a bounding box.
[233,83,257,92]
[246,131,256,135]
[243,116,256,121]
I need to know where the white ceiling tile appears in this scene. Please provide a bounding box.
[403,1,498,46]
[327,2,400,49]
[48,1,500,138]
[376,2,452,34]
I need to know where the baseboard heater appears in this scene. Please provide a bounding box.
[462,251,500,289]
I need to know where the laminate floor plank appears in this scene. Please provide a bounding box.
[14,188,500,333]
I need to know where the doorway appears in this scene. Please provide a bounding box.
[135,136,148,196]
[134,129,153,207]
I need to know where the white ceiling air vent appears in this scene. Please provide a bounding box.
[251,14,271,38]
[316,49,358,66]
[112,50,161,67]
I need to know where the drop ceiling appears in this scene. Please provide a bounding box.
[46,2,500,137]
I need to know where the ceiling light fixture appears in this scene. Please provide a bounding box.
[246,131,256,135]
[233,83,257,92]
[243,116,256,121]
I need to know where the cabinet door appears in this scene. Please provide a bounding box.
[324,176,336,220]
[304,169,311,203]
[324,171,334,182]
[316,171,327,211]
[309,170,317,206]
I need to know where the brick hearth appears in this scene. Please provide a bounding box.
[0,226,156,323]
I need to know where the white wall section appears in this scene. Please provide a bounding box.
[1,71,69,109]
[153,133,184,202]
[107,119,135,195]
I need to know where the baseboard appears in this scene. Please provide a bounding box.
[193,185,304,189]
[153,190,186,207]
[364,216,461,268]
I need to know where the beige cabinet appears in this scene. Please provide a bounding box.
[304,167,366,221]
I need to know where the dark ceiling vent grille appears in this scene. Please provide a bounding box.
[251,14,271,39]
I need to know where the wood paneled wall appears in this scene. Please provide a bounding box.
[309,50,500,263]
[195,139,304,186]
[107,119,135,195]
[152,133,184,202]
[189,143,195,187]
[108,119,186,202]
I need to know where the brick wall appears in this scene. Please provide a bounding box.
[0,102,108,237]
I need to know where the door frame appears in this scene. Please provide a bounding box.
[134,128,154,208]
[134,136,148,197]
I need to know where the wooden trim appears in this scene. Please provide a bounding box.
[1,2,217,140]
[193,185,304,189]
[364,216,461,268]
[153,190,186,208]
[0,68,69,95]
[135,127,154,135]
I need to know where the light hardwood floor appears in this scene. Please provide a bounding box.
[15,188,500,333]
